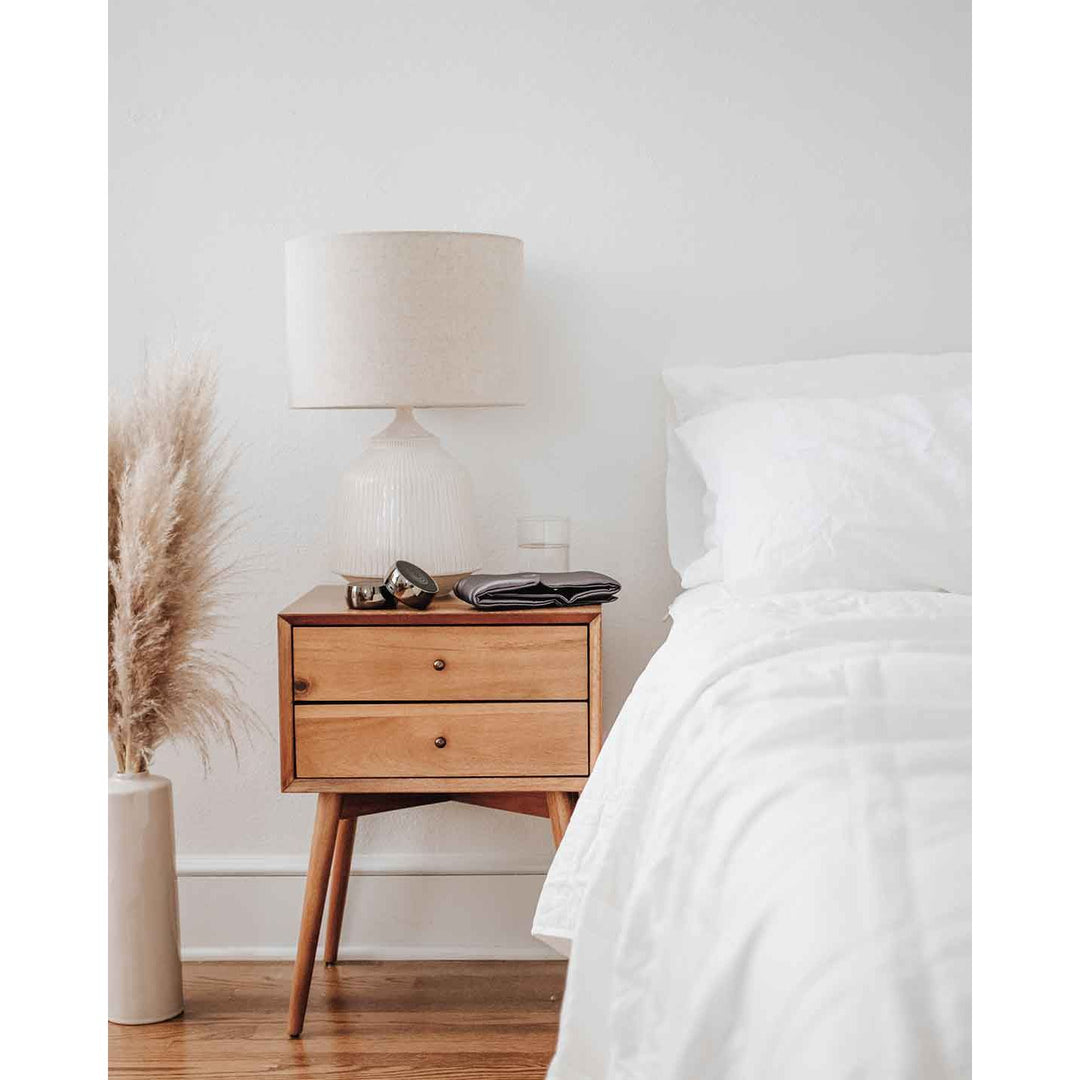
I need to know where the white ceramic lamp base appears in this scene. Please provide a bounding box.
[330,408,480,595]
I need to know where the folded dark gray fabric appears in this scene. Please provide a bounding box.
[453,570,621,609]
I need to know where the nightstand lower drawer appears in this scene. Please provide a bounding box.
[294,702,589,778]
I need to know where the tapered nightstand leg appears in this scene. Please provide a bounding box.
[288,792,343,1037]
[323,816,357,966]
[546,792,577,849]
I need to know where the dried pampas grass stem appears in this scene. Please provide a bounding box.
[108,355,251,773]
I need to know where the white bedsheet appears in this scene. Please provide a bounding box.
[533,584,971,1080]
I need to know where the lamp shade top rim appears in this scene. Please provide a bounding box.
[287,230,522,245]
[287,401,526,410]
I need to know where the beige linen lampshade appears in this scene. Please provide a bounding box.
[284,231,525,590]
[286,231,524,408]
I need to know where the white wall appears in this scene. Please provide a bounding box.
[109,0,970,958]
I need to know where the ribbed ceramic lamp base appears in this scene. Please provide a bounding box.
[329,409,480,594]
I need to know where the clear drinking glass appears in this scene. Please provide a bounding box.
[517,515,570,573]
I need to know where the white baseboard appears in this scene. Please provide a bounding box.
[176,853,558,961]
[181,944,556,961]
[178,852,552,878]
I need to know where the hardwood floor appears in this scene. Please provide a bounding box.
[109,960,567,1079]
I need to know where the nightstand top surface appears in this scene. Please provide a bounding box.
[279,584,602,625]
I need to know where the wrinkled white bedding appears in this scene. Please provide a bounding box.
[534,585,971,1080]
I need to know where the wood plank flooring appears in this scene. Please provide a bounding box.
[109,961,567,1079]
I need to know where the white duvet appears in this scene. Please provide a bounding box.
[533,585,971,1080]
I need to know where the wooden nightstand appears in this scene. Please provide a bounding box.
[277,586,602,1036]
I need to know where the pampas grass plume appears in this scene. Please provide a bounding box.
[108,353,251,773]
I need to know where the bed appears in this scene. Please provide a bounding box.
[533,354,972,1080]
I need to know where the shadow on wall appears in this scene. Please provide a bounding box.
[434,261,682,730]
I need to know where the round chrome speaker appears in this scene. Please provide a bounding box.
[383,560,438,609]
[345,582,395,609]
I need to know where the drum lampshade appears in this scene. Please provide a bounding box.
[285,231,524,409]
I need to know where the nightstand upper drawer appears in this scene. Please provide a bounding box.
[294,702,589,778]
[291,625,588,702]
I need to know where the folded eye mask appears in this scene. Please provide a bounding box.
[453,571,621,609]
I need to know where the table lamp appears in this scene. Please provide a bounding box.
[285,231,523,593]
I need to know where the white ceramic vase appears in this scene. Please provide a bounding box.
[108,771,184,1024]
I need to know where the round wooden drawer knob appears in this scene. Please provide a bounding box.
[432,658,446,671]
[434,736,447,749]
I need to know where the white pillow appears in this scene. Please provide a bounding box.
[663,353,972,581]
[675,387,972,598]
[665,416,711,575]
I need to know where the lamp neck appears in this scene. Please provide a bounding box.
[373,407,435,442]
